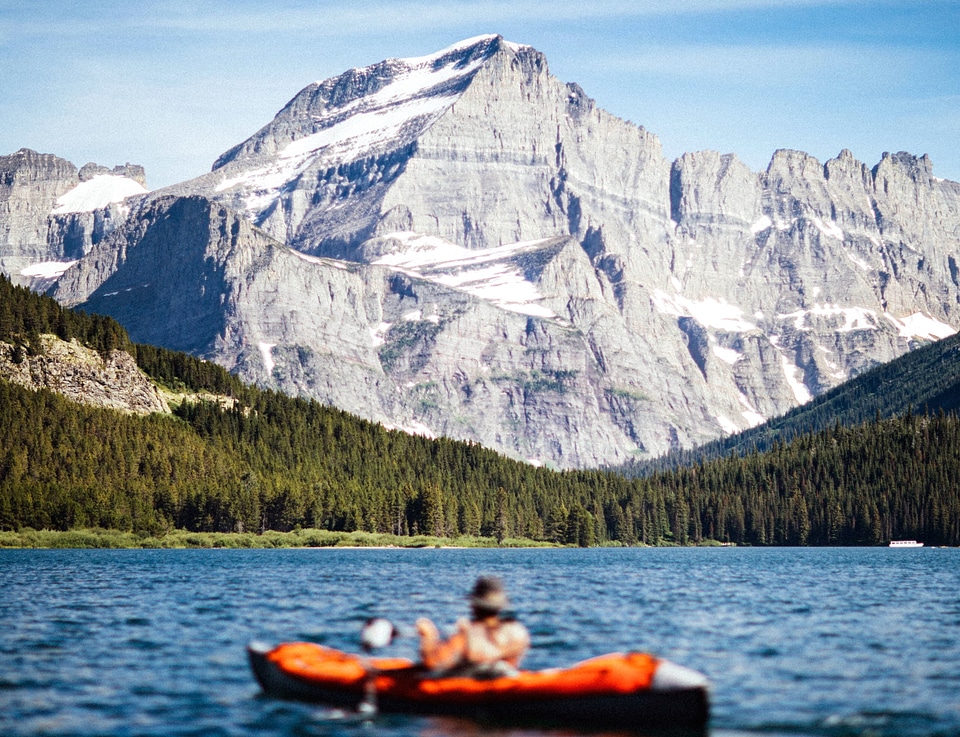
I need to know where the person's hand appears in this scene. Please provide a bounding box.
[416,617,438,641]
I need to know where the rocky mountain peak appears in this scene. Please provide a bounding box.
[872,150,936,187]
[5,37,960,469]
[210,34,511,174]
[1,149,81,286]
[1,148,78,187]
[200,34,560,253]
[765,148,829,186]
[823,149,872,187]
[670,150,759,227]
[1,147,148,291]
[79,161,147,188]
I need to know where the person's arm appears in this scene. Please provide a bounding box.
[497,622,531,667]
[416,617,466,670]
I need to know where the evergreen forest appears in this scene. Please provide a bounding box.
[2,275,959,546]
[632,329,960,475]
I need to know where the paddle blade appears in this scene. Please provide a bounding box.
[360,617,397,652]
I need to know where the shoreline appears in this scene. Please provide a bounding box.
[8,528,945,550]
[0,528,565,550]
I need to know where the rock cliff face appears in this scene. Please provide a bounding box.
[1,149,78,282]
[0,334,169,414]
[15,35,960,467]
[0,148,148,290]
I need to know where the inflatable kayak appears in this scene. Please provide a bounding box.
[248,641,709,730]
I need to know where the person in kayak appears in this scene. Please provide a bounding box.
[416,576,530,677]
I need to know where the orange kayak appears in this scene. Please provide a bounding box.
[248,641,709,730]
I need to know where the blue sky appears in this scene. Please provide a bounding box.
[2,0,957,188]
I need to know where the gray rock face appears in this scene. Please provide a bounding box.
[0,148,148,290]
[0,149,78,282]
[0,334,169,415]
[17,36,960,467]
[79,162,147,187]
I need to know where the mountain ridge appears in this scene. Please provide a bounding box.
[624,326,960,476]
[5,35,960,467]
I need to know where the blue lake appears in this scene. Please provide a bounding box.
[1,547,958,737]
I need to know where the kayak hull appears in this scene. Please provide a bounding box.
[248,641,709,730]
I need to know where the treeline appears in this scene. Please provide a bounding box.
[2,273,959,545]
[630,329,960,476]
[133,343,248,398]
[637,410,960,546]
[2,374,958,545]
[1,274,242,396]
[0,275,129,358]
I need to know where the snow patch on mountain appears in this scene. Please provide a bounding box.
[811,216,844,241]
[845,252,872,271]
[738,393,766,427]
[778,305,878,332]
[781,353,813,404]
[383,419,437,439]
[370,322,392,347]
[290,249,349,269]
[20,260,78,279]
[716,414,740,435]
[710,341,742,365]
[215,36,500,214]
[651,290,757,332]
[373,232,558,319]
[258,343,276,374]
[52,174,147,214]
[885,312,957,341]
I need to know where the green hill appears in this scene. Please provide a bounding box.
[624,329,960,476]
[1,274,958,546]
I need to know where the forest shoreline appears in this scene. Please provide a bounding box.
[0,527,733,549]
[0,527,559,549]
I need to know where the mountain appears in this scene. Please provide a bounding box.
[0,148,147,291]
[7,35,960,468]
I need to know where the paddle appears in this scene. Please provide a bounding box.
[361,617,398,652]
[357,617,398,715]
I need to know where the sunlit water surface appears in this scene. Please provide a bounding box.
[2,547,958,737]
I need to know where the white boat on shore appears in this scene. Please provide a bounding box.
[889,540,924,548]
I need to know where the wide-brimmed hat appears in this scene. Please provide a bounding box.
[469,576,509,611]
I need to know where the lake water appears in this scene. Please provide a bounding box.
[1,547,958,737]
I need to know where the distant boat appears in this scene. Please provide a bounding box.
[889,540,923,548]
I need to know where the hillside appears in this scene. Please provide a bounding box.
[631,328,960,475]
[2,274,959,546]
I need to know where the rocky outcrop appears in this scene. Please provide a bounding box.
[79,162,147,187]
[0,334,169,414]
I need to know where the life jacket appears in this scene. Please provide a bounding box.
[461,617,529,668]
